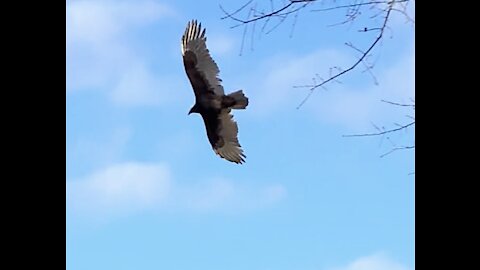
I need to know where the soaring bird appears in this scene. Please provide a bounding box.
[181,20,249,164]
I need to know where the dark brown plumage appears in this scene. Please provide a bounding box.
[181,20,249,164]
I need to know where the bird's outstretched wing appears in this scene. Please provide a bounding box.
[213,110,246,164]
[181,20,224,98]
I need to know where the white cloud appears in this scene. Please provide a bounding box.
[67,0,173,45]
[68,162,287,220]
[68,162,171,218]
[330,253,411,270]
[66,0,176,107]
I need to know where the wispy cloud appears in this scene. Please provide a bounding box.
[68,162,172,219]
[246,49,352,115]
[307,46,415,132]
[330,253,411,270]
[66,0,177,107]
[68,161,287,220]
[245,44,414,132]
[67,0,174,45]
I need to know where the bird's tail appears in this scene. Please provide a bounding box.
[227,90,249,109]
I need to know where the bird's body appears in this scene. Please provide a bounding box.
[181,20,249,164]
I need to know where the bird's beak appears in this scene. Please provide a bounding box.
[188,106,196,115]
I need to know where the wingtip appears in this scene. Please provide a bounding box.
[214,148,246,164]
[183,19,206,41]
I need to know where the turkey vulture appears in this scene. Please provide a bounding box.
[181,20,249,164]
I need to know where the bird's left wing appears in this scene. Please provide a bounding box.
[181,20,224,96]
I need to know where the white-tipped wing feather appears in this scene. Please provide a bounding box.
[181,20,224,95]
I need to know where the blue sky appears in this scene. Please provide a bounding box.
[66,0,415,269]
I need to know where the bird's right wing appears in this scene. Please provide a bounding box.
[213,110,246,164]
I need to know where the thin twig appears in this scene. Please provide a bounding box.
[220,1,254,20]
[381,99,415,107]
[343,121,415,137]
[221,0,313,28]
[311,1,407,12]
[297,2,396,109]
[380,145,414,158]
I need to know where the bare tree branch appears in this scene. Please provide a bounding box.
[311,1,407,12]
[380,145,414,158]
[221,0,413,109]
[343,99,415,159]
[381,99,415,107]
[219,0,253,21]
[343,121,414,137]
[221,1,415,163]
[220,0,314,28]
[296,1,397,109]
